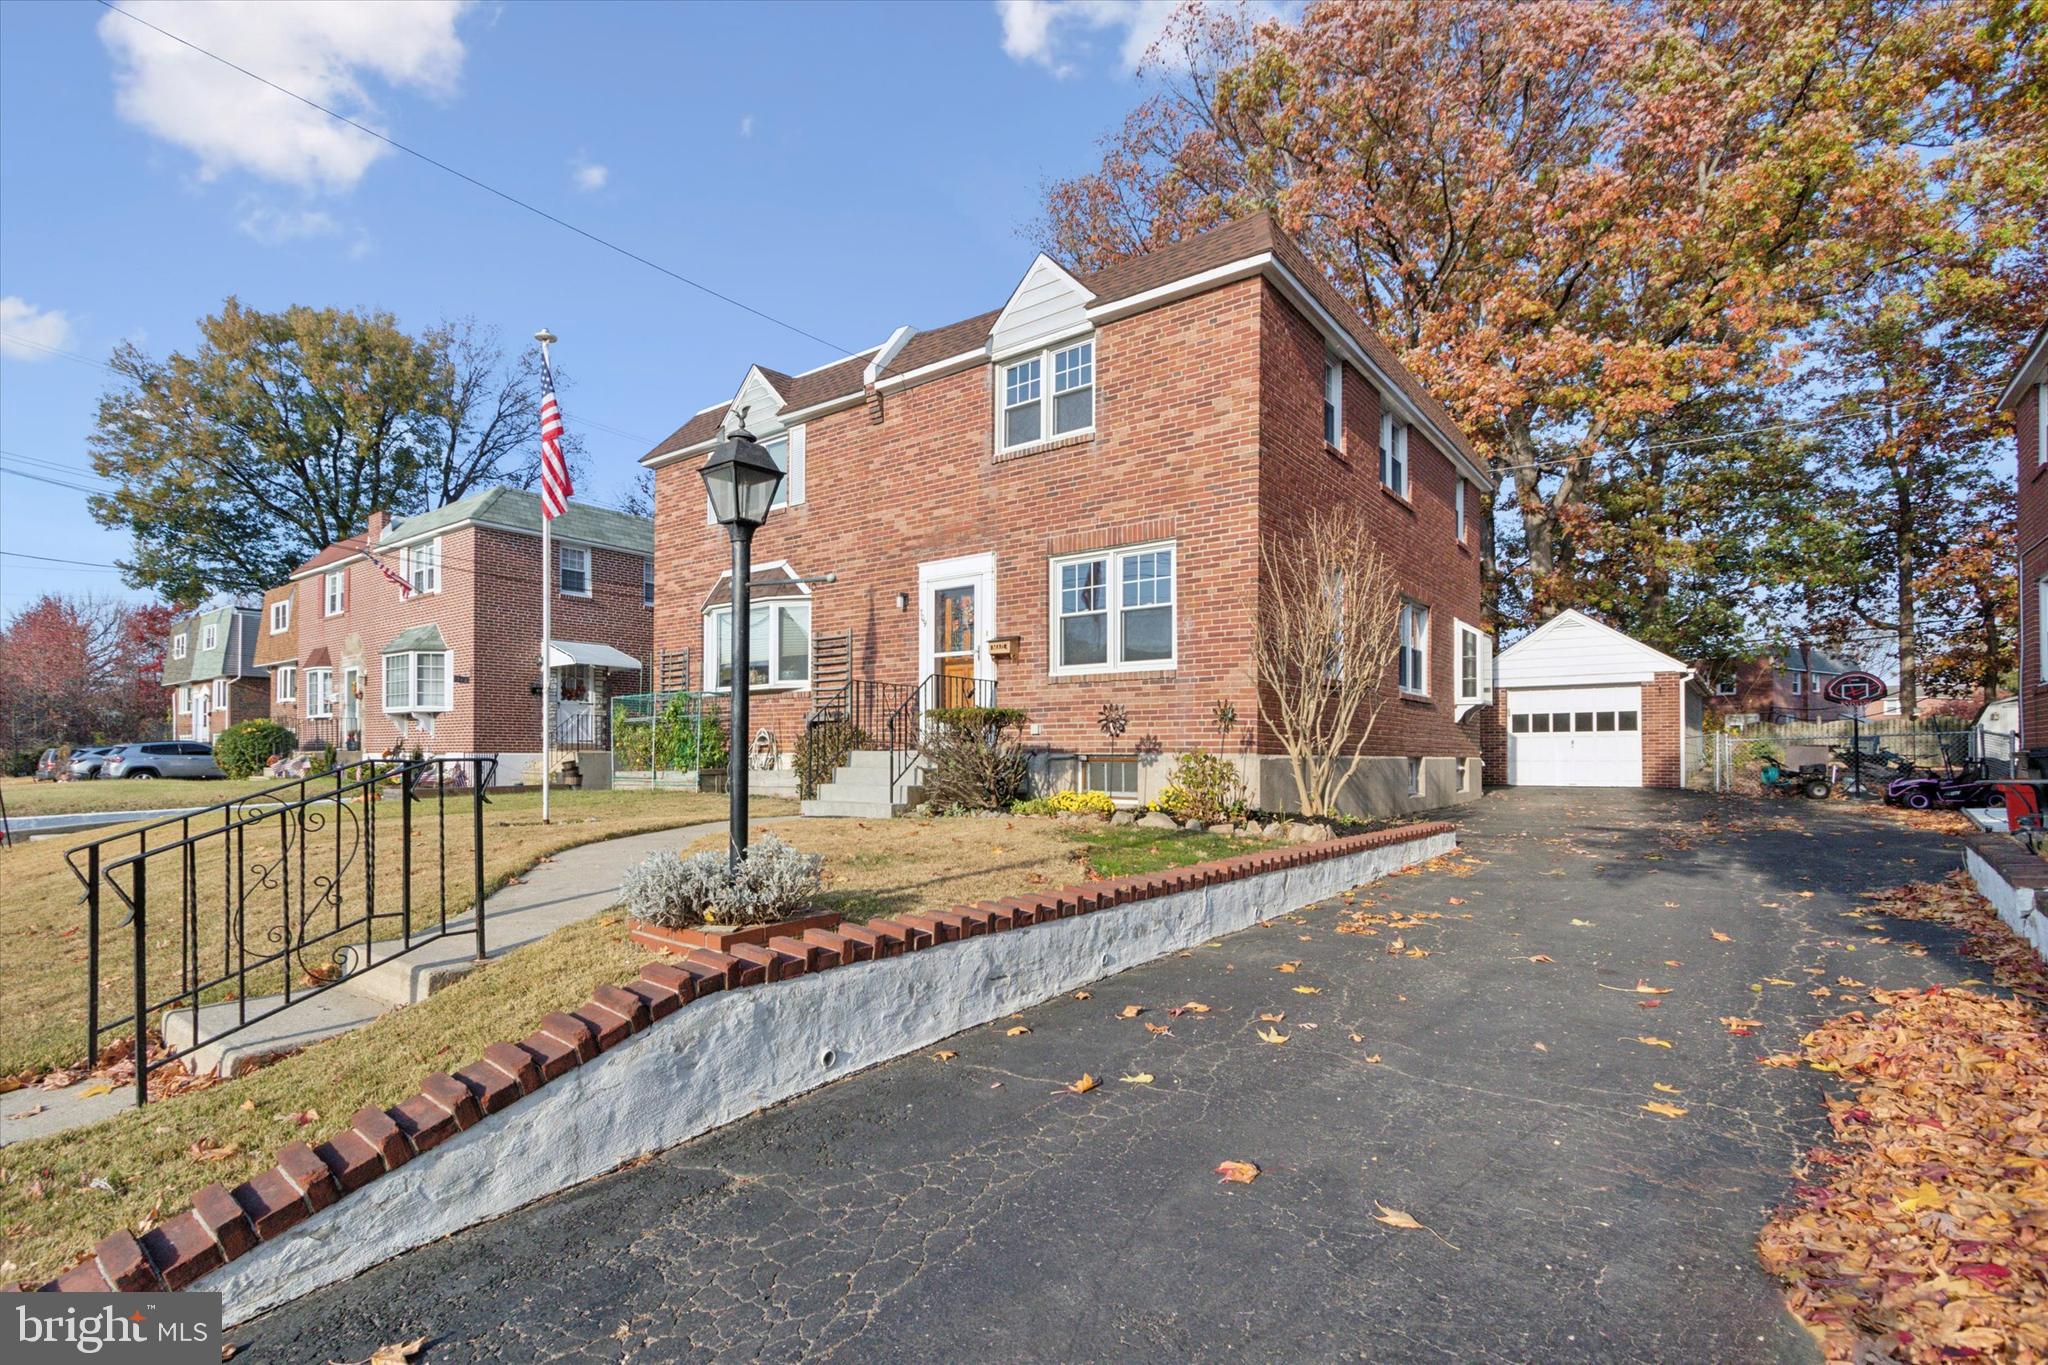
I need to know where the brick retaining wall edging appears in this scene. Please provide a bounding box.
[38,821,1456,1319]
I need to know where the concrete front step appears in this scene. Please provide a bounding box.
[799,796,908,819]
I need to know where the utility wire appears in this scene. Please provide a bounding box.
[95,0,854,357]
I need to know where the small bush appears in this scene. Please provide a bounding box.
[925,705,1030,733]
[621,834,825,928]
[1152,749,1245,825]
[917,711,1031,813]
[796,722,869,794]
[1014,789,1116,817]
[214,719,298,779]
[305,743,337,777]
[4,749,39,777]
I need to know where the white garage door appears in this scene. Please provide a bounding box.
[1508,686,1643,787]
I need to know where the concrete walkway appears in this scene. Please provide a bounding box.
[1,817,752,1147]
[237,790,1975,1363]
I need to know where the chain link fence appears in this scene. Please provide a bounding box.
[609,690,731,790]
[1689,716,2009,799]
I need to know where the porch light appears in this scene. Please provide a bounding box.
[699,423,784,530]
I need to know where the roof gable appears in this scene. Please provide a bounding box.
[1497,610,1692,688]
[990,253,1094,359]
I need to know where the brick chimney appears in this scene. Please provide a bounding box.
[366,510,390,544]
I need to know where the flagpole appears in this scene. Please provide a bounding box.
[536,328,557,825]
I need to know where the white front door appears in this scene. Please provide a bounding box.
[342,667,362,749]
[556,665,594,744]
[917,553,996,706]
[1508,686,1643,786]
[191,686,210,742]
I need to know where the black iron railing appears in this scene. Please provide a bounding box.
[801,679,914,798]
[66,756,493,1106]
[883,674,998,805]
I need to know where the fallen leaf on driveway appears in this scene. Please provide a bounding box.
[1292,986,1321,995]
[1653,1082,1683,1094]
[1177,1001,1210,1014]
[932,1051,957,1061]
[1599,980,1671,995]
[1276,962,1300,973]
[1257,1026,1290,1045]
[1641,1101,1688,1119]
[1711,930,1734,942]
[1144,1022,1172,1035]
[363,1338,429,1365]
[1072,991,1091,1000]
[1571,918,1593,927]
[1119,1005,1143,1019]
[1638,1000,1661,1009]
[76,1083,114,1100]
[1764,977,1797,987]
[1635,1036,1673,1048]
[1758,1053,1801,1067]
[1005,1026,1030,1037]
[1066,1073,1099,1094]
[1215,1160,1260,1184]
[1374,1203,1459,1249]
[1721,1016,1764,1035]
[1527,955,1555,964]
[1532,1042,1548,1052]
[1364,1053,1383,1063]
[1120,1072,1154,1085]
[1894,1180,1944,1214]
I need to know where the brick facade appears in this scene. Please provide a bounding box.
[1641,672,1686,789]
[649,231,1490,813]
[2016,380,2045,749]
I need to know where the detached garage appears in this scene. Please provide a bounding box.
[1494,610,1706,789]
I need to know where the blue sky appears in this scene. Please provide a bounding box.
[0,0,1197,613]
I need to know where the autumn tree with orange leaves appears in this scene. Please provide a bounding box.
[1037,0,2045,661]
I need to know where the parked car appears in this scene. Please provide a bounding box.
[34,747,64,781]
[66,746,118,779]
[102,742,226,780]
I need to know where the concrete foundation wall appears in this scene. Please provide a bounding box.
[1254,754,1483,819]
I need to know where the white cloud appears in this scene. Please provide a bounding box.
[571,157,608,192]
[738,113,755,138]
[236,201,342,244]
[0,298,78,360]
[996,0,1282,77]
[96,0,472,193]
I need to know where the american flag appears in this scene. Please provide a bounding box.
[366,550,413,596]
[539,353,572,520]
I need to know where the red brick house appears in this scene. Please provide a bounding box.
[1703,643,1865,723]
[2002,319,2048,757]
[161,605,268,743]
[641,213,1495,817]
[276,488,653,781]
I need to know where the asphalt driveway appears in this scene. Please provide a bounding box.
[233,789,1977,1363]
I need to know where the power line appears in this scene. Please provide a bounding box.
[0,550,122,568]
[0,464,107,496]
[95,0,854,357]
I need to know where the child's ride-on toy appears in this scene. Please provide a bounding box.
[1759,761,1833,799]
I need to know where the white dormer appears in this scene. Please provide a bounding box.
[704,365,805,522]
[989,253,1095,361]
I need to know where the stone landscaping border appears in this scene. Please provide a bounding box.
[35,821,1455,1321]
[1962,833,2048,955]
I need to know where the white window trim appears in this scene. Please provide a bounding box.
[403,538,441,598]
[643,555,655,609]
[1452,618,1493,715]
[2037,381,2046,466]
[382,649,453,714]
[275,665,296,703]
[270,600,290,633]
[702,425,805,522]
[1455,481,1467,541]
[201,623,218,651]
[323,570,346,617]
[1398,601,1430,697]
[1791,673,1803,696]
[998,336,1096,453]
[1322,352,1343,449]
[172,633,187,659]
[703,598,813,693]
[1379,408,1410,496]
[304,667,334,719]
[2038,576,2048,681]
[211,678,228,711]
[175,689,189,714]
[1715,680,1738,696]
[1047,539,1177,677]
[558,543,592,598]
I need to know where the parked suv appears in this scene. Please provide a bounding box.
[34,747,64,781]
[103,742,226,780]
[67,746,118,779]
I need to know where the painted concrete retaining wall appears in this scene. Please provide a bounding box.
[1963,834,2048,955]
[208,827,1452,1322]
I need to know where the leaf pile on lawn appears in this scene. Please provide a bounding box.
[1757,985,2048,1360]
[1853,873,2048,1007]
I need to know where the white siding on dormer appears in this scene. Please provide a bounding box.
[728,367,789,438]
[990,254,1095,360]
[1496,611,1690,688]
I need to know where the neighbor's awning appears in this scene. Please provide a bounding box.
[381,624,450,655]
[546,640,642,670]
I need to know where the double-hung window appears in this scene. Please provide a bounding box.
[270,600,290,633]
[275,665,296,703]
[1791,673,1803,696]
[211,678,228,711]
[2037,382,2046,466]
[201,623,218,651]
[643,556,655,608]
[1398,602,1430,696]
[1323,354,1343,447]
[172,633,187,660]
[558,545,590,597]
[404,539,440,596]
[176,689,189,715]
[1455,481,1467,541]
[762,435,792,510]
[999,338,1093,451]
[1380,409,1409,496]
[383,650,449,712]
[304,668,333,718]
[1050,542,1174,673]
[707,599,811,691]
[324,570,345,616]
[1453,619,1492,706]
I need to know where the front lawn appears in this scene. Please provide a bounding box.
[0,776,277,818]
[1,812,1280,1287]
[0,787,782,1080]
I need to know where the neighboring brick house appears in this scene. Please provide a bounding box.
[252,583,298,738]
[2001,319,2048,756]
[162,606,267,743]
[1704,644,1864,723]
[641,212,1496,816]
[278,488,654,780]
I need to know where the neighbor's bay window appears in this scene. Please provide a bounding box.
[707,599,811,690]
[1000,338,1093,451]
[1398,601,1430,695]
[383,650,450,712]
[1050,542,1174,674]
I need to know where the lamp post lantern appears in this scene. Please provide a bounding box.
[698,418,785,872]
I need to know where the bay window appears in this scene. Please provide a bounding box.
[1000,338,1094,451]
[1050,542,1175,674]
[706,599,811,690]
[1454,619,1493,707]
[383,650,450,712]
[1398,601,1430,696]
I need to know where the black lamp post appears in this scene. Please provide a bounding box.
[698,419,785,872]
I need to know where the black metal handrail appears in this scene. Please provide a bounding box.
[883,674,999,805]
[65,755,494,1106]
[801,679,914,799]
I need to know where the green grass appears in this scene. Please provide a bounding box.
[1064,825,1275,876]
[0,776,276,818]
